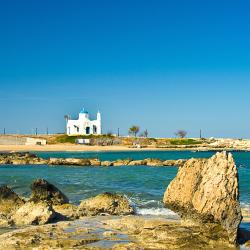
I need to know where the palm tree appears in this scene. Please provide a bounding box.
[129,126,140,137]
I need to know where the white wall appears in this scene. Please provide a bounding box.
[66,112,101,136]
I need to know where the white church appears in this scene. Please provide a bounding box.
[66,108,101,136]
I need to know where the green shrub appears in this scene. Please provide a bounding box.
[169,139,203,145]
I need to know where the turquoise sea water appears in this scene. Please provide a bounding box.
[0,151,250,216]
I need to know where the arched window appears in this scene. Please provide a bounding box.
[86,127,90,134]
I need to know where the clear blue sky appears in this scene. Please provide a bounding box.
[1,0,250,138]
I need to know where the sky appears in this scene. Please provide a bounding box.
[0,0,250,138]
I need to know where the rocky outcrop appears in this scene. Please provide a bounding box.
[163,152,242,245]
[78,192,134,216]
[0,152,185,167]
[0,152,47,165]
[0,185,25,214]
[30,179,69,205]
[0,216,239,249]
[0,180,134,227]
[12,201,56,225]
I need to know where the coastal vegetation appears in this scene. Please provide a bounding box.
[46,134,207,147]
[169,138,203,145]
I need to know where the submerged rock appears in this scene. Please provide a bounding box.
[163,151,242,245]
[12,201,56,226]
[30,179,69,205]
[0,185,25,214]
[79,192,134,216]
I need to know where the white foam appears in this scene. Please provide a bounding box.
[136,207,178,217]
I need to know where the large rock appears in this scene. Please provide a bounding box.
[0,185,25,214]
[79,192,134,216]
[163,152,242,245]
[0,152,47,165]
[30,179,69,205]
[12,201,56,225]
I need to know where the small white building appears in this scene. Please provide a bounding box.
[66,108,101,136]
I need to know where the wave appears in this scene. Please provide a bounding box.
[241,203,250,211]
[136,207,178,217]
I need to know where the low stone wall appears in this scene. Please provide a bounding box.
[0,136,46,146]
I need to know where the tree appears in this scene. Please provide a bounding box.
[144,129,148,138]
[175,130,187,138]
[140,129,149,138]
[129,126,140,137]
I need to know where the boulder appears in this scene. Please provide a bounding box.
[30,179,69,205]
[113,159,132,166]
[0,152,45,165]
[53,204,79,220]
[0,213,11,227]
[64,158,88,165]
[128,160,146,166]
[163,159,186,167]
[101,161,113,167]
[163,152,242,245]
[0,185,25,214]
[89,158,101,166]
[78,192,134,216]
[145,158,164,166]
[12,201,55,225]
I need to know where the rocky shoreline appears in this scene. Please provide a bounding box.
[0,152,249,249]
[0,152,186,167]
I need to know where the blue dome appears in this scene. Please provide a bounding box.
[80,108,88,114]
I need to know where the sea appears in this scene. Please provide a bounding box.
[0,150,249,228]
